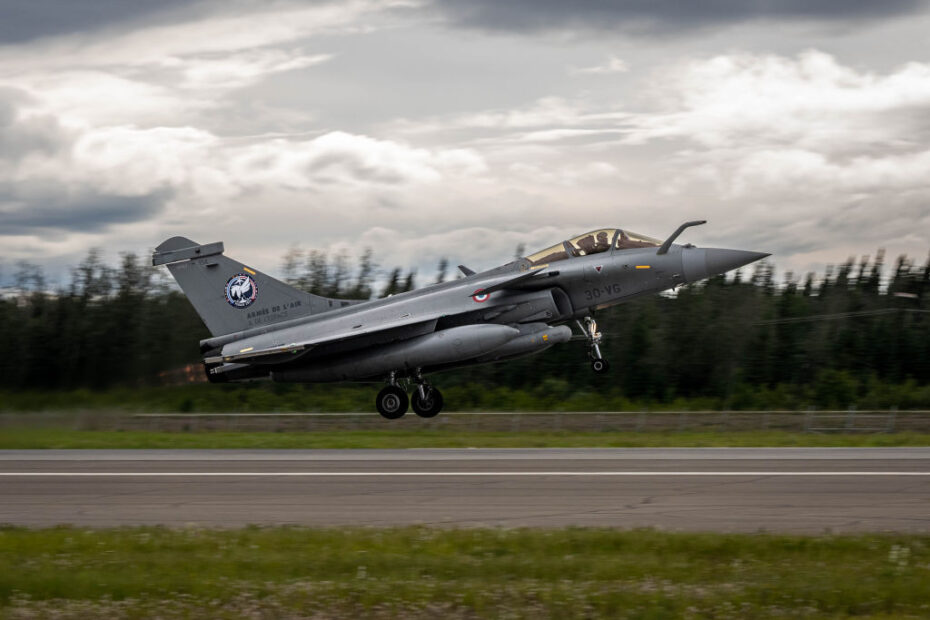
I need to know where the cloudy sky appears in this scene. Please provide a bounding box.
[2,0,930,286]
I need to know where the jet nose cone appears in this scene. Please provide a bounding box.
[705,249,770,276]
[682,248,769,283]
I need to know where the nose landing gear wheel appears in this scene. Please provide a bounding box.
[411,387,444,418]
[376,386,408,419]
[578,316,611,375]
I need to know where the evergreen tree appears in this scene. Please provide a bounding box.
[349,248,375,300]
[435,258,448,284]
[402,270,416,292]
[381,268,401,298]
[327,250,350,298]
[304,250,328,295]
[281,247,303,286]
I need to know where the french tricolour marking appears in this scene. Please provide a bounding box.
[472,289,490,303]
[225,274,257,308]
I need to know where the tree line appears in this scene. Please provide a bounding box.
[1,247,929,409]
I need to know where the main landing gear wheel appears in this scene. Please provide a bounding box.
[412,387,444,418]
[591,358,610,374]
[376,386,408,419]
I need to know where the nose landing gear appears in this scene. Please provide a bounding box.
[578,316,610,374]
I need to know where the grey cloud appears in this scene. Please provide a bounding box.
[433,0,929,34]
[0,0,215,44]
[0,87,33,121]
[0,88,65,158]
[306,153,408,185]
[0,87,169,235]
[0,115,62,157]
[0,183,171,235]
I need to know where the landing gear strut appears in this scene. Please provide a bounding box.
[376,372,408,419]
[577,316,610,374]
[411,369,443,418]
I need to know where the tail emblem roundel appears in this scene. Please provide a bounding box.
[225,274,258,308]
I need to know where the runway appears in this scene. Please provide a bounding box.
[1,448,928,532]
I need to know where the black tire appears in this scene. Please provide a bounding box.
[376,386,408,419]
[411,387,444,418]
[591,358,610,374]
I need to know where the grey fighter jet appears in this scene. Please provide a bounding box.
[153,221,767,419]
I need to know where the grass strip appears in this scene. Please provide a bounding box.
[1,428,930,449]
[0,526,927,619]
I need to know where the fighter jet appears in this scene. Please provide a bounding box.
[153,221,767,419]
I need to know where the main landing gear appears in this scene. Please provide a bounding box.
[375,385,408,420]
[578,316,610,374]
[376,370,444,420]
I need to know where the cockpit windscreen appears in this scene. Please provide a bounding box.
[525,228,661,266]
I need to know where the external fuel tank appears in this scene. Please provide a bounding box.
[271,323,519,382]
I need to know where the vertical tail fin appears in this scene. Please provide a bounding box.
[153,237,360,337]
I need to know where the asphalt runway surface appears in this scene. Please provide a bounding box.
[1,448,928,532]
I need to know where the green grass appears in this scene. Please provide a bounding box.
[0,526,927,618]
[4,381,930,414]
[2,428,930,449]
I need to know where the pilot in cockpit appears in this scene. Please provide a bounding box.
[576,231,612,256]
[576,234,597,255]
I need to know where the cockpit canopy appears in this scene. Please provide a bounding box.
[525,228,662,266]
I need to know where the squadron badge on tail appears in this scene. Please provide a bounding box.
[225,274,257,308]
